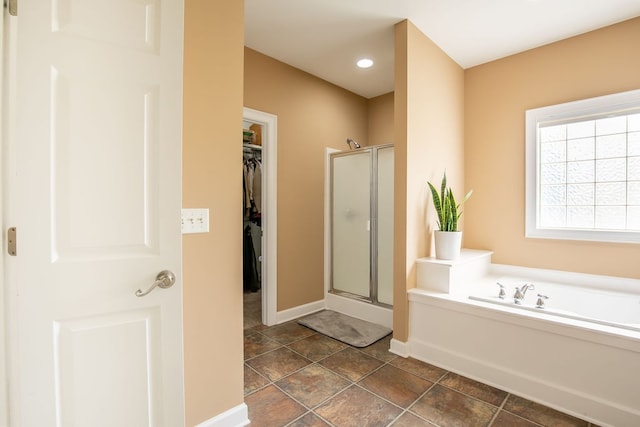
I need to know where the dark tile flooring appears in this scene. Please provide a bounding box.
[244,320,599,427]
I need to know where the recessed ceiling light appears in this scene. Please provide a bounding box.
[357,58,373,69]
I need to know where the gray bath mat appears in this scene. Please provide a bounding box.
[297,310,392,347]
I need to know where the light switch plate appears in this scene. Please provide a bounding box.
[181,208,209,234]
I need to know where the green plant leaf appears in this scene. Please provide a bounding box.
[440,172,447,218]
[427,171,472,232]
[459,189,473,207]
[427,181,443,229]
[449,190,458,231]
[442,189,450,231]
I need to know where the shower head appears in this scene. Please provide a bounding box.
[346,138,361,149]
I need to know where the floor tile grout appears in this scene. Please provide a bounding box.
[248,342,472,426]
[244,321,594,427]
[486,391,510,427]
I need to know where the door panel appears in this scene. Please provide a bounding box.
[331,151,371,299]
[55,309,161,425]
[52,72,159,259]
[376,146,394,306]
[7,0,184,425]
[52,0,160,52]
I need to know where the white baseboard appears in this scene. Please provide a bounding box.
[194,403,249,427]
[275,295,393,330]
[408,338,638,427]
[389,338,409,357]
[276,299,325,324]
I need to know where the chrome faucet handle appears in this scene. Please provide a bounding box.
[513,287,524,303]
[536,294,549,309]
[496,282,506,299]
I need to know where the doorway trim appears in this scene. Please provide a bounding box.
[243,107,277,326]
[1,5,11,424]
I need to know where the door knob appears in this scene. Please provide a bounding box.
[135,270,176,297]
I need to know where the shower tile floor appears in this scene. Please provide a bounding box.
[244,321,600,427]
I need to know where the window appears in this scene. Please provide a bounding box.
[526,89,640,243]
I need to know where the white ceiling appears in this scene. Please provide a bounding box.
[245,0,640,99]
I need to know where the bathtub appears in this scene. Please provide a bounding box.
[396,260,640,427]
[469,275,640,333]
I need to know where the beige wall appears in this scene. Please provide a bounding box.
[368,92,395,146]
[178,13,640,425]
[178,8,640,425]
[243,48,369,310]
[182,0,244,425]
[465,17,640,279]
[393,21,466,341]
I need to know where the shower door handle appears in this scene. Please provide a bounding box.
[135,270,176,297]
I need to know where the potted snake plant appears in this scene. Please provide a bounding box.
[427,171,472,260]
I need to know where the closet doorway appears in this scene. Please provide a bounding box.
[243,107,277,327]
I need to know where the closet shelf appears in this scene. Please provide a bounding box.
[243,143,262,150]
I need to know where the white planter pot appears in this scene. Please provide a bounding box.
[434,231,462,260]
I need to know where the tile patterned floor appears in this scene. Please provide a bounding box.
[244,321,599,427]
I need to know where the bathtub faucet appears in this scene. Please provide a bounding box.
[496,282,506,299]
[514,284,535,304]
[536,294,549,309]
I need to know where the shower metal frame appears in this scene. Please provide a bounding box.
[329,144,393,308]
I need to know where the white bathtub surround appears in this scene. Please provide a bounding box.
[409,251,640,427]
[416,249,493,294]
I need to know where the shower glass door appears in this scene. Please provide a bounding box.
[331,151,372,300]
[376,146,394,306]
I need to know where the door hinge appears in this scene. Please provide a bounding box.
[7,0,17,16]
[7,227,17,256]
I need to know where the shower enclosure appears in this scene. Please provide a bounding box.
[330,144,393,307]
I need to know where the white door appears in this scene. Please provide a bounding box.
[4,1,184,426]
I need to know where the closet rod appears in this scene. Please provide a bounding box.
[243,143,262,151]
